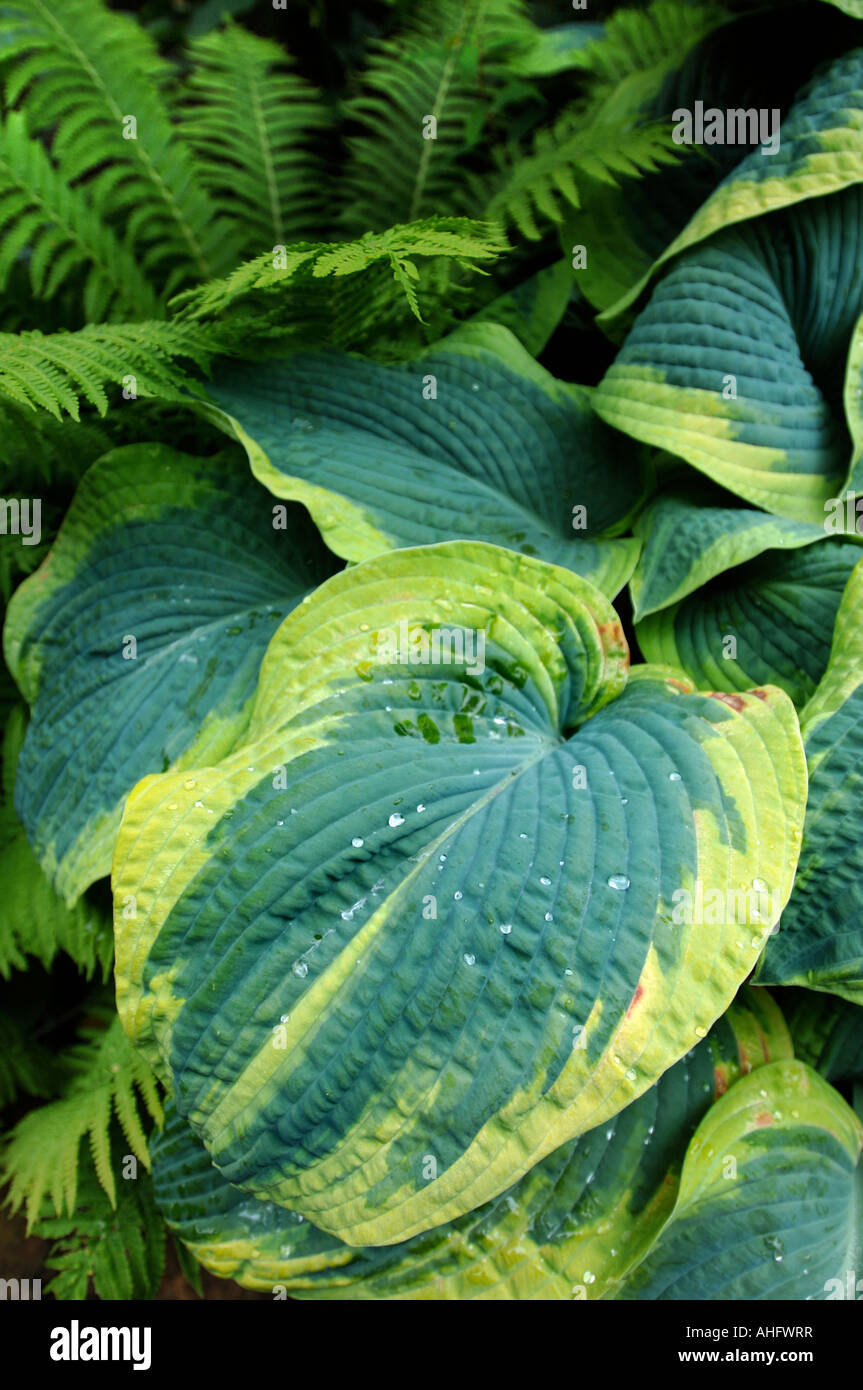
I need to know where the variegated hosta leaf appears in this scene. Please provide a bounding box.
[0,707,112,979]
[594,185,863,523]
[632,493,862,705]
[2,444,337,903]
[619,1060,863,1300]
[756,558,863,1002]
[785,991,863,1085]
[197,322,644,599]
[605,46,863,322]
[844,310,863,498]
[114,541,806,1246]
[630,482,843,621]
[150,989,792,1299]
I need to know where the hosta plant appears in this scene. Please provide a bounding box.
[1,0,862,1304]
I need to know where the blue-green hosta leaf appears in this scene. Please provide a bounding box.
[595,186,863,523]
[619,1059,863,1300]
[151,989,792,1298]
[844,310,863,498]
[605,47,863,322]
[114,541,806,1246]
[630,482,839,621]
[471,261,574,356]
[636,528,863,708]
[0,707,112,979]
[2,444,337,903]
[199,323,644,599]
[756,558,863,1002]
[785,992,863,1085]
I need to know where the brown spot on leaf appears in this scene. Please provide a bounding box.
[626,982,645,1018]
[750,689,770,701]
[714,1064,729,1097]
[754,1110,773,1128]
[708,691,746,711]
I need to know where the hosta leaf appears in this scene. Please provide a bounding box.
[595,185,863,523]
[630,482,836,621]
[756,558,863,1001]
[606,47,863,322]
[3,444,336,903]
[199,323,644,599]
[785,991,863,1085]
[114,541,806,1246]
[635,523,863,707]
[844,310,863,497]
[470,261,574,356]
[619,1060,863,1299]
[151,988,792,1299]
[0,705,113,978]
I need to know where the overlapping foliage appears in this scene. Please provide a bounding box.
[1,0,862,1301]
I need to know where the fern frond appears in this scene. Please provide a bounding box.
[0,319,222,419]
[485,108,681,240]
[0,1012,60,1108]
[34,1156,166,1299]
[339,0,533,231]
[173,218,507,320]
[171,218,508,355]
[568,1,730,96]
[0,0,235,291]
[180,23,331,252]
[2,1011,164,1227]
[0,111,159,320]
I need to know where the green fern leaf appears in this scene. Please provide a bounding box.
[180,22,331,252]
[0,111,160,319]
[0,0,236,290]
[0,320,222,419]
[172,219,508,354]
[339,0,533,231]
[486,110,680,240]
[34,1158,166,1300]
[2,1010,163,1227]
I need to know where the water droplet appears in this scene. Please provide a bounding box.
[694,1025,707,1038]
[184,779,196,790]
[193,800,204,808]
[583,1271,595,1285]
[388,813,405,827]
[540,875,551,886]
[280,1014,289,1023]
[519,832,528,840]
[463,953,476,966]
[293,962,308,979]
[351,837,364,847]
[607,874,630,891]
[416,804,426,813]
[669,771,682,782]
[752,877,768,893]
[454,891,463,901]
[620,797,628,806]
[625,1068,637,1081]
[500,923,512,935]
